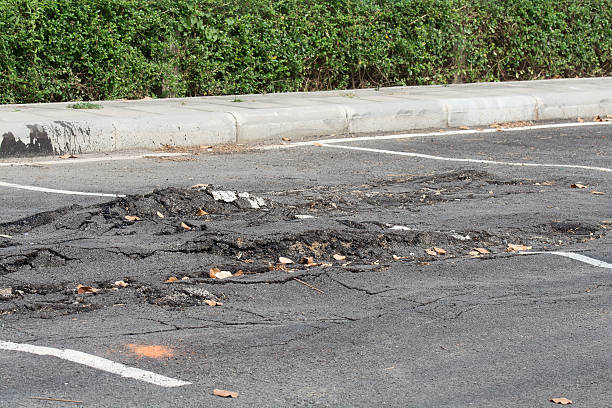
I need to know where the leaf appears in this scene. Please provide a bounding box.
[204,299,223,307]
[180,222,192,230]
[165,276,178,283]
[312,142,323,147]
[576,117,584,123]
[77,284,99,294]
[181,276,190,280]
[209,267,221,279]
[281,137,291,142]
[210,267,232,279]
[333,254,346,261]
[58,154,78,159]
[279,256,294,264]
[196,208,208,216]
[156,211,165,219]
[191,183,209,189]
[474,247,490,254]
[113,280,128,288]
[300,257,319,267]
[468,250,480,257]
[234,270,244,277]
[570,183,588,189]
[506,243,532,252]
[591,191,605,195]
[124,215,140,221]
[425,248,437,256]
[392,255,401,260]
[459,126,470,130]
[199,145,213,149]
[593,115,603,122]
[213,389,239,398]
[550,397,572,405]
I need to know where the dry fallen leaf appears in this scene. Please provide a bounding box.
[209,267,220,278]
[191,183,209,189]
[196,208,208,216]
[210,268,232,279]
[474,247,490,254]
[392,255,401,260]
[281,137,291,142]
[570,183,588,189]
[204,299,223,307]
[506,243,532,252]
[124,215,140,222]
[156,211,165,219]
[425,248,438,256]
[468,250,481,257]
[312,142,323,147]
[234,270,244,277]
[58,154,79,159]
[459,126,470,130]
[576,117,584,123]
[433,247,447,255]
[113,280,128,288]
[77,284,99,294]
[181,276,190,280]
[593,115,603,122]
[165,276,178,283]
[279,256,294,264]
[200,145,213,149]
[550,397,572,405]
[333,254,346,261]
[213,389,239,398]
[180,222,192,230]
[591,191,605,195]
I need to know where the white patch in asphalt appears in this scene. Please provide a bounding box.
[0,340,191,387]
[265,121,612,149]
[211,190,238,202]
[0,181,126,197]
[316,144,612,173]
[0,152,189,167]
[525,251,612,269]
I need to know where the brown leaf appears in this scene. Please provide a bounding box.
[156,211,165,219]
[278,256,294,264]
[180,222,191,230]
[196,208,208,216]
[281,137,291,142]
[576,117,584,123]
[570,183,588,189]
[593,115,603,122]
[474,247,490,254]
[433,247,447,255]
[550,397,572,405]
[333,254,346,261]
[209,267,221,279]
[124,215,140,222]
[234,270,244,277]
[459,126,470,130]
[165,276,178,283]
[506,243,532,252]
[58,154,79,159]
[213,389,239,398]
[199,145,213,149]
[312,142,323,147]
[468,250,480,257]
[425,248,437,256]
[77,284,99,294]
[591,191,605,195]
[392,255,401,260]
[204,299,223,307]
[113,280,128,288]
[190,183,209,189]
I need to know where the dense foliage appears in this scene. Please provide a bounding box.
[1,0,610,103]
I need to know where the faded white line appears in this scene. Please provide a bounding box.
[265,121,612,149]
[317,143,612,173]
[0,152,189,167]
[0,340,191,387]
[524,251,612,269]
[0,181,125,197]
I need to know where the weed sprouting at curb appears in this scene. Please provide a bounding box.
[69,102,102,110]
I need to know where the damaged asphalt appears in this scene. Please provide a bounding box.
[0,123,611,407]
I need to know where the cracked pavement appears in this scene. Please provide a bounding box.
[0,123,611,407]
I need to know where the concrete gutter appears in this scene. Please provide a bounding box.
[0,77,610,156]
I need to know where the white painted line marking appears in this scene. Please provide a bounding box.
[316,143,612,173]
[265,121,612,149]
[0,152,189,167]
[0,340,191,387]
[524,251,612,269]
[0,181,126,198]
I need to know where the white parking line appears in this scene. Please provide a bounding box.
[317,143,612,173]
[0,340,191,387]
[265,120,612,149]
[524,251,612,269]
[0,181,126,197]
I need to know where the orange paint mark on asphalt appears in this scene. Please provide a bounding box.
[126,344,174,359]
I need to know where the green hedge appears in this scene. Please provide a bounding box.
[1,0,610,104]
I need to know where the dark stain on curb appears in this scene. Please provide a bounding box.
[0,124,53,157]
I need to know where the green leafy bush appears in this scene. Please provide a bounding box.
[0,0,610,104]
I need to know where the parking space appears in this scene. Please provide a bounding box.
[1,121,611,406]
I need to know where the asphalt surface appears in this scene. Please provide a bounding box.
[0,123,611,407]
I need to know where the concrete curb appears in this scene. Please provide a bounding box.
[1,78,610,157]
